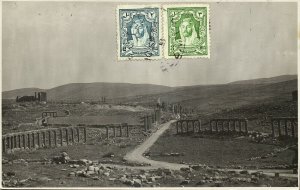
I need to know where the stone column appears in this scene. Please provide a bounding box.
[65,128,69,145]
[180,122,183,133]
[10,136,13,150]
[193,121,195,133]
[3,137,6,153]
[71,128,74,143]
[271,120,275,137]
[83,127,87,143]
[233,121,237,132]
[199,120,202,132]
[76,128,80,142]
[152,114,155,123]
[216,121,219,132]
[291,121,295,138]
[227,121,230,132]
[144,117,147,131]
[13,135,16,149]
[37,132,40,147]
[15,135,17,148]
[11,136,14,149]
[221,121,224,132]
[278,120,282,136]
[284,120,288,136]
[106,127,109,139]
[60,129,63,146]
[210,121,213,133]
[245,120,248,134]
[119,125,122,137]
[11,136,14,150]
[54,130,57,147]
[32,133,35,148]
[126,124,129,137]
[43,131,46,147]
[22,134,26,149]
[148,116,152,129]
[186,121,189,133]
[6,136,9,150]
[27,134,31,149]
[113,126,116,137]
[18,135,21,148]
[48,130,52,147]
[176,122,179,134]
[239,121,242,132]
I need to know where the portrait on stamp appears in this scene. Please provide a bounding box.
[164,5,210,58]
[117,6,161,59]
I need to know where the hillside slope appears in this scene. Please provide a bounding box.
[123,79,297,115]
[2,83,173,100]
[2,75,297,103]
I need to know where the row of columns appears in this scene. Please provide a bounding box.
[143,109,162,132]
[176,120,201,134]
[271,118,297,138]
[153,109,161,125]
[105,123,129,139]
[209,119,248,133]
[144,116,153,131]
[2,127,87,153]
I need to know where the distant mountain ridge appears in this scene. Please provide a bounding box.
[2,83,173,100]
[2,75,297,100]
[228,75,297,85]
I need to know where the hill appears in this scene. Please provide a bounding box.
[228,75,297,85]
[1,88,44,100]
[2,75,297,103]
[123,79,297,115]
[2,83,173,101]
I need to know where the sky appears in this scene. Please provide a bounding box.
[2,2,297,91]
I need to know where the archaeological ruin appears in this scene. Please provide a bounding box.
[271,117,297,138]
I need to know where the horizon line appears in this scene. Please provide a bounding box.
[2,74,297,92]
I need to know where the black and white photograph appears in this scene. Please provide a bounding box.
[1,0,299,188]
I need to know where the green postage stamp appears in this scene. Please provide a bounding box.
[163,4,210,59]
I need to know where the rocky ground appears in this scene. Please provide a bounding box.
[2,152,298,187]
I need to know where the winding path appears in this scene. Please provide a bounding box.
[124,120,188,170]
[122,120,297,178]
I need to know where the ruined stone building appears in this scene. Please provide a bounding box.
[16,91,47,102]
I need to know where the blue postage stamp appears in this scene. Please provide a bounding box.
[117,5,161,60]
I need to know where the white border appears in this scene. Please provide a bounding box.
[1,1,299,189]
[162,4,210,59]
[116,4,163,61]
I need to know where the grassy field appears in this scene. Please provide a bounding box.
[149,127,296,168]
[2,100,150,134]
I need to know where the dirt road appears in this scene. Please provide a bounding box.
[124,120,189,170]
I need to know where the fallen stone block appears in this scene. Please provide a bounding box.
[88,166,95,171]
[133,179,142,187]
[180,179,190,185]
[68,172,76,177]
[240,170,249,174]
